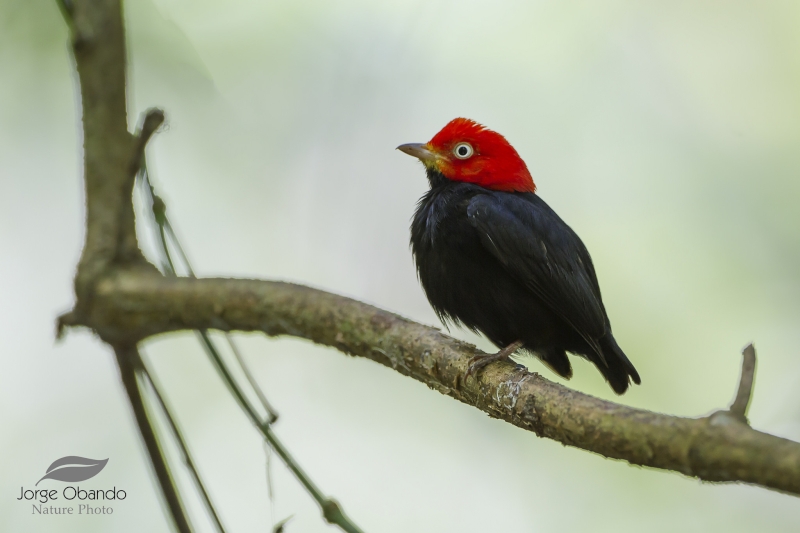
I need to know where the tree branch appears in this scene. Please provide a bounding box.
[114,345,193,533]
[729,343,756,422]
[69,271,800,496]
[67,0,155,321]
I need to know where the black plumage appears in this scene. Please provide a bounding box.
[411,168,640,394]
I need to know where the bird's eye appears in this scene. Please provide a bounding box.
[452,142,474,160]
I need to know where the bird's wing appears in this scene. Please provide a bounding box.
[467,193,608,362]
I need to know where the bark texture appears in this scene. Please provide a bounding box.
[68,272,800,495]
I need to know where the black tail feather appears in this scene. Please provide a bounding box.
[596,334,640,395]
[533,346,573,380]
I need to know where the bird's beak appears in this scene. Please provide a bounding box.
[397,143,438,165]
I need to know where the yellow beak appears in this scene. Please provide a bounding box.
[397,143,439,165]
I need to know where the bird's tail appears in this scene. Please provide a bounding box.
[596,333,641,395]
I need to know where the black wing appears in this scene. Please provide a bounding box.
[467,193,608,362]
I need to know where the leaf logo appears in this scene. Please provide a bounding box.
[35,456,109,486]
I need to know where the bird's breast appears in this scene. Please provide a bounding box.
[410,187,507,320]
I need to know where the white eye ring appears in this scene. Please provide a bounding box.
[452,142,474,159]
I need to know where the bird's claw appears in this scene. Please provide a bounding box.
[465,354,497,380]
[464,341,524,381]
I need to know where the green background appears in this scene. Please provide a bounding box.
[2,0,800,531]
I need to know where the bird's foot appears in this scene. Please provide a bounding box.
[465,340,524,380]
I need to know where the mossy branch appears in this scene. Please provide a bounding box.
[70,272,800,496]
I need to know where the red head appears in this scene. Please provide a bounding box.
[398,118,535,193]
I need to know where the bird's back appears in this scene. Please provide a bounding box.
[411,176,640,393]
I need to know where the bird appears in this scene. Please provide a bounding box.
[397,118,640,394]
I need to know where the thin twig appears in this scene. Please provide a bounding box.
[140,353,228,533]
[166,216,280,423]
[114,345,193,533]
[273,515,294,533]
[161,200,278,422]
[192,330,362,531]
[227,335,280,424]
[140,162,364,532]
[140,162,278,420]
[132,109,165,173]
[729,343,757,422]
[164,219,195,277]
[54,0,74,28]
[265,442,275,527]
[139,165,278,423]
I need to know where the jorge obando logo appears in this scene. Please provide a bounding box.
[16,456,127,516]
